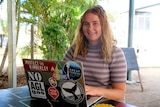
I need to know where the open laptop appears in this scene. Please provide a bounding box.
[22,59,103,107]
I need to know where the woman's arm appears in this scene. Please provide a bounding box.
[85,82,126,101]
[85,47,127,101]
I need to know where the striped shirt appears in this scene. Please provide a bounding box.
[63,45,127,88]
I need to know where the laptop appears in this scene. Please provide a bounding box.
[22,59,103,107]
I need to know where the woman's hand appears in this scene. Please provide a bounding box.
[85,83,126,101]
[85,85,102,97]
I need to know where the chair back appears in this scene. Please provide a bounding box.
[121,48,139,71]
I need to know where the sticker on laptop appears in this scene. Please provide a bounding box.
[59,80,85,104]
[48,87,59,100]
[63,61,82,80]
[52,62,69,80]
[48,77,57,87]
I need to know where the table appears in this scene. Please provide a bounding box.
[0,86,137,107]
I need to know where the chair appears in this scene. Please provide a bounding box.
[121,47,144,92]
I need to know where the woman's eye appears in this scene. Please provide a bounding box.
[93,23,98,26]
[83,23,89,26]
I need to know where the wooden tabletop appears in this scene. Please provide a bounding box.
[0,86,137,107]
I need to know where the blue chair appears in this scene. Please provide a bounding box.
[121,47,144,92]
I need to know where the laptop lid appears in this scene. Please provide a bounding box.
[23,59,102,107]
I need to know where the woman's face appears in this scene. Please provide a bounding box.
[82,13,102,45]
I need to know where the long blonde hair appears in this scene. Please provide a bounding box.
[73,5,117,63]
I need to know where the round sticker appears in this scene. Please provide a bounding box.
[63,61,82,80]
[60,80,84,104]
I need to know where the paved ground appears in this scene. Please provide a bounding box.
[125,67,160,107]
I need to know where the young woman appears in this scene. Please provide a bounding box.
[63,5,127,101]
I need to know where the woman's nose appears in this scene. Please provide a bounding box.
[88,24,94,30]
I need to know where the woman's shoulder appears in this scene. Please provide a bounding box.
[113,46,123,52]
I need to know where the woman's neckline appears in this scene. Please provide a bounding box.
[88,42,102,49]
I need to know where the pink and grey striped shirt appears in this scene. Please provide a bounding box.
[63,45,127,88]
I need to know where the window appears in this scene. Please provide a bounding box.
[134,11,151,30]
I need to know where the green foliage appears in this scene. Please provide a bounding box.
[17,45,31,58]
[40,21,69,60]
[39,0,97,60]
[17,43,42,58]
[20,0,97,60]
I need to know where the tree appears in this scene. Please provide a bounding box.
[0,0,21,76]
[0,0,97,75]
[20,0,97,60]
